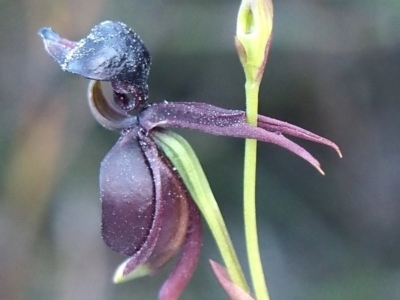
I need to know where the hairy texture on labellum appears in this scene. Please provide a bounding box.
[39,21,150,83]
[39,21,151,110]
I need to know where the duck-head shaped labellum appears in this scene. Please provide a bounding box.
[39,21,151,111]
[101,126,202,299]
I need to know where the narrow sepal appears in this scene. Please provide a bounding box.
[159,197,202,300]
[257,115,342,158]
[141,102,339,173]
[139,102,245,132]
[210,260,255,300]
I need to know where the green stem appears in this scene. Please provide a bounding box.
[244,82,270,300]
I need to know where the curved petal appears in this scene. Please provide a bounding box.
[137,132,202,299]
[118,133,193,279]
[158,195,202,300]
[120,133,166,276]
[257,115,342,157]
[138,134,191,272]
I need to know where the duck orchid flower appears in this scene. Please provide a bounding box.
[39,20,341,300]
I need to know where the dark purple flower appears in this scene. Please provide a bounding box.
[39,20,341,300]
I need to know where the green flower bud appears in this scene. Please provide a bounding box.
[236,0,273,84]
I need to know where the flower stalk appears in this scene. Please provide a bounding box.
[236,0,274,299]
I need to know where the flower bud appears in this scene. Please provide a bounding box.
[235,0,273,84]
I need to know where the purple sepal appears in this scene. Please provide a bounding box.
[257,115,342,157]
[139,102,341,173]
[158,197,202,300]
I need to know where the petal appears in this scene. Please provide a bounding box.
[140,133,202,299]
[158,197,202,300]
[100,128,155,256]
[139,102,245,132]
[139,137,191,272]
[257,115,342,157]
[139,102,340,173]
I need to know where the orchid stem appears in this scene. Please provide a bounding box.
[244,82,270,300]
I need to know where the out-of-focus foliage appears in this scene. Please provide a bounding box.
[1,0,400,299]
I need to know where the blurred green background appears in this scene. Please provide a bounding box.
[1,0,400,299]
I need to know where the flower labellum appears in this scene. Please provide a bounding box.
[39,20,341,300]
[39,21,151,110]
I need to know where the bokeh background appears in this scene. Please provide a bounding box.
[1,0,400,299]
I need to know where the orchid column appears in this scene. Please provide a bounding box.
[236,0,273,299]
